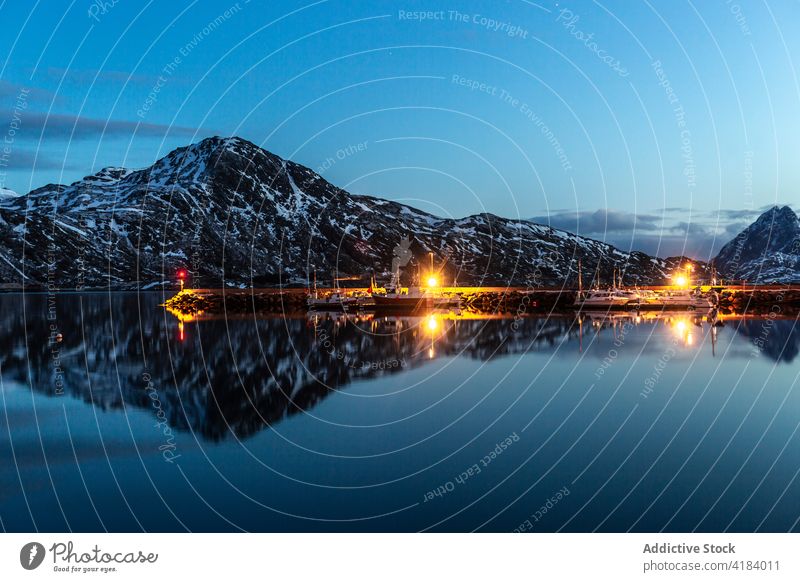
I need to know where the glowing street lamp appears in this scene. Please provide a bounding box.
[672,262,693,288]
[427,275,439,288]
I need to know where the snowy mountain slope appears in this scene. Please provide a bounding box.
[713,206,800,283]
[0,136,700,289]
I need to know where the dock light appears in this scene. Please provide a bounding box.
[674,274,688,288]
[427,275,439,288]
[177,269,187,291]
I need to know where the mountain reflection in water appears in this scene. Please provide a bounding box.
[1,293,798,443]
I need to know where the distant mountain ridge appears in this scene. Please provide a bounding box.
[0,135,780,290]
[713,205,800,283]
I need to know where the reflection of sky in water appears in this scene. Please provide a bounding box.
[0,293,798,532]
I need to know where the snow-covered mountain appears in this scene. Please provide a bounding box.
[713,205,800,283]
[0,136,699,289]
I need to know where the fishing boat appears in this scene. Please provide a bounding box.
[371,268,461,312]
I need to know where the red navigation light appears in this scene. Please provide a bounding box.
[177,269,187,279]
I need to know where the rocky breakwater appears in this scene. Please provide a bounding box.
[164,289,307,315]
[460,289,576,313]
[716,288,800,314]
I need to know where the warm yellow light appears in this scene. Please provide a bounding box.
[426,315,439,331]
[674,275,688,287]
[675,320,687,333]
[427,276,439,287]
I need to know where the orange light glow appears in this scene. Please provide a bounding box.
[426,276,439,287]
[426,315,439,332]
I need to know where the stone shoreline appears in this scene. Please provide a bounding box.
[164,288,800,316]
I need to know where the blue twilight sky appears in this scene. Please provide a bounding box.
[0,0,798,258]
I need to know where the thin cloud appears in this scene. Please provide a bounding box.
[530,209,662,234]
[0,148,77,170]
[606,233,721,260]
[0,80,59,105]
[0,110,204,140]
[669,221,715,237]
[710,208,762,220]
[529,206,771,259]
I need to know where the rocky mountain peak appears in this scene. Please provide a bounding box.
[713,205,800,283]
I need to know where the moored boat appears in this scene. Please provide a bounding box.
[371,269,461,312]
[575,288,640,309]
[307,271,373,311]
[641,288,715,310]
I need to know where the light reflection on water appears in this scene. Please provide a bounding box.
[0,292,799,532]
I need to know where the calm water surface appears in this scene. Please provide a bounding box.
[1,292,799,532]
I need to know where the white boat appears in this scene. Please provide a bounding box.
[307,291,354,310]
[576,288,639,309]
[307,271,373,311]
[636,289,658,301]
[642,288,715,309]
